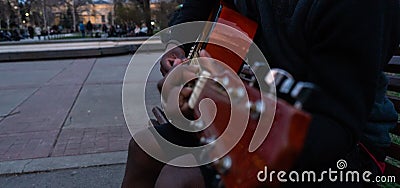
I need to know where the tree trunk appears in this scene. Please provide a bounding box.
[6,18,10,30]
[42,0,47,29]
[111,0,115,26]
[72,1,76,32]
[143,0,152,35]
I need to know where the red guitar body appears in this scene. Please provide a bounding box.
[193,82,311,187]
[205,3,258,73]
[190,4,312,188]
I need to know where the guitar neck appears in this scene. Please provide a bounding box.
[187,4,222,60]
[186,2,258,109]
[188,70,211,109]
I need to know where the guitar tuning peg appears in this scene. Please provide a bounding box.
[290,81,316,109]
[246,100,265,119]
[239,62,267,87]
[213,156,232,175]
[265,68,298,104]
[200,136,216,145]
[190,119,205,130]
[214,175,225,188]
[251,61,266,72]
[246,101,253,109]
[228,87,245,100]
[222,76,229,86]
[213,76,230,87]
[198,140,217,162]
[235,87,245,98]
[264,68,293,88]
[200,136,206,144]
[255,100,265,113]
[279,78,295,94]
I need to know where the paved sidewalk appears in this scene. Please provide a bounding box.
[0,52,164,187]
[0,164,126,188]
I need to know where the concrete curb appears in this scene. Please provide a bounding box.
[0,151,128,176]
[0,36,154,46]
[0,42,165,62]
[0,46,135,62]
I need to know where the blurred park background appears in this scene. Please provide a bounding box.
[0,0,182,41]
[0,1,174,187]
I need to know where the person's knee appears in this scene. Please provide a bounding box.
[128,137,136,150]
[127,134,162,165]
[155,165,205,188]
[127,137,146,160]
[155,155,205,188]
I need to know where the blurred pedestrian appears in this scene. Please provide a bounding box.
[109,25,116,37]
[102,24,108,33]
[28,26,34,39]
[79,22,85,38]
[41,29,48,40]
[139,23,148,36]
[134,24,140,36]
[86,21,93,37]
[34,26,41,40]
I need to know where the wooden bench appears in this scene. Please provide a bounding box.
[383,53,400,185]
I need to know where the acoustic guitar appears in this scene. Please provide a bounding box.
[187,69,312,187]
[157,2,313,187]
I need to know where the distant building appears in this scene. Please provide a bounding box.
[50,0,180,29]
[52,0,113,27]
[79,0,113,26]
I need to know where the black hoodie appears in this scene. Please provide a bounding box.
[167,0,400,172]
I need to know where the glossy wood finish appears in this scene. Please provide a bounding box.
[205,5,258,73]
[192,75,311,187]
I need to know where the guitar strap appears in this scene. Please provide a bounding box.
[358,142,386,174]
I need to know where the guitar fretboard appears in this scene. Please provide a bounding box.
[188,70,211,109]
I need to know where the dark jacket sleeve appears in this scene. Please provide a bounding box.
[169,0,217,26]
[161,0,218,53]
[296,0,400,169]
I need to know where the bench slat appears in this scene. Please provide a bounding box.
[387,75,400,92]
[391,123,400,135]
[386,143,400,161]
[384,162,400,182]
[386,56,400,73]
[382,49,400,186]
[387,95,400,112]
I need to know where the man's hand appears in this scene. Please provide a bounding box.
[160,43,187,76]
[161,64,199,123]
[159,50,219,123]
[159,63,200,100]
[165,86,195,120]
